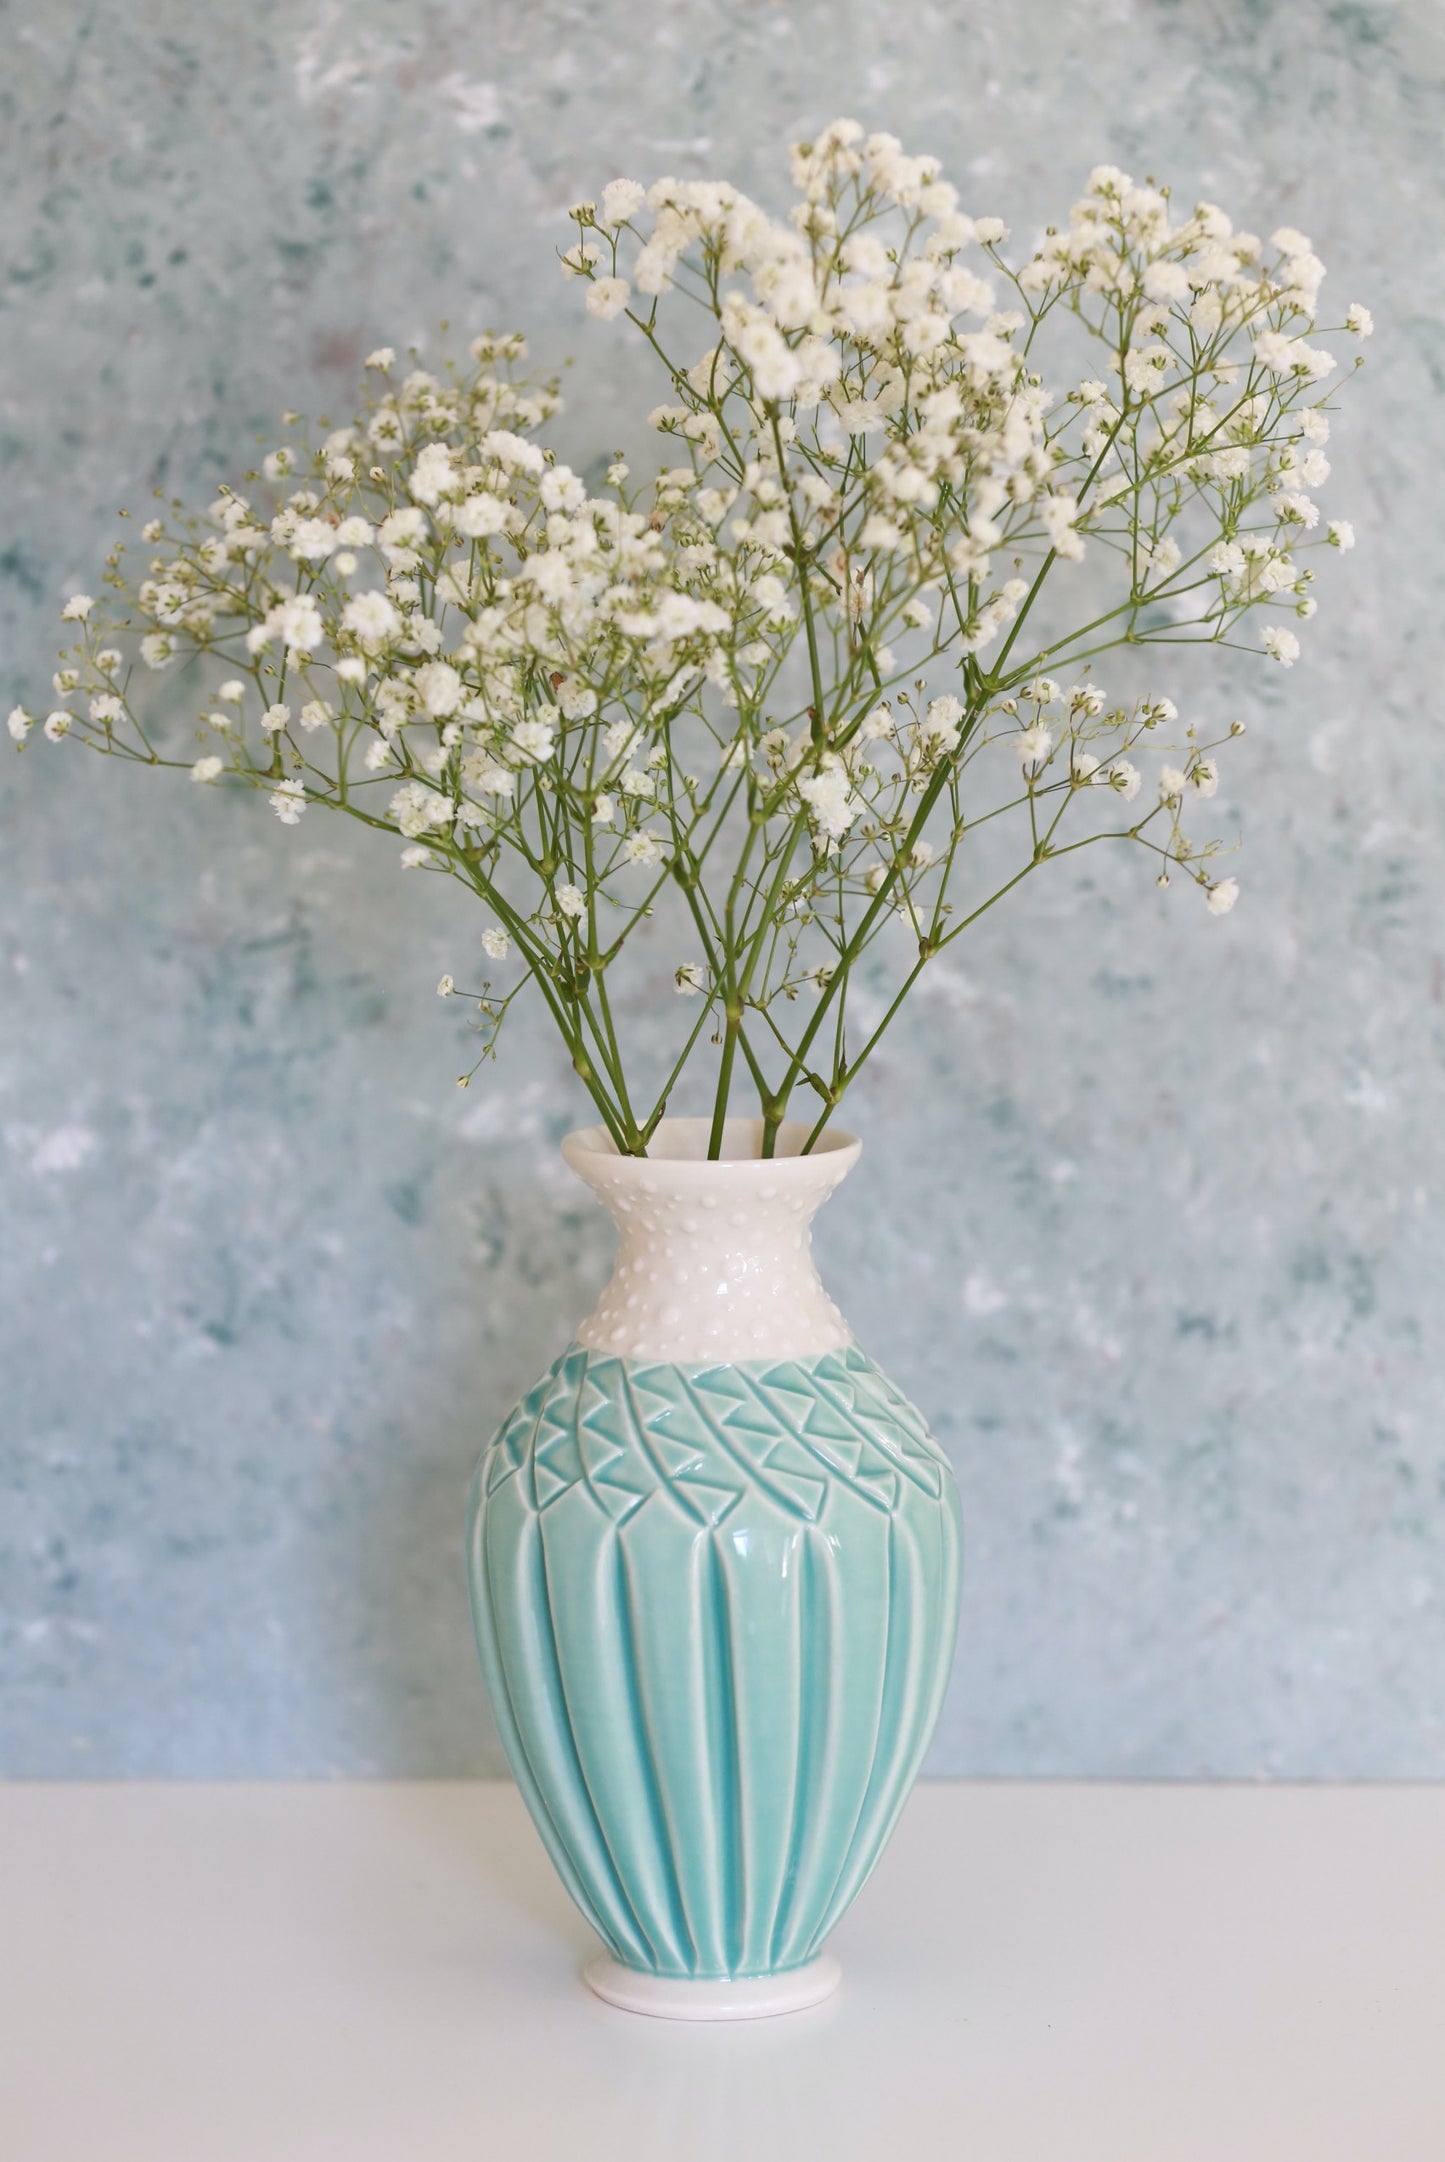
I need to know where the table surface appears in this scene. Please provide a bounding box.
[3,1780,1442,2161]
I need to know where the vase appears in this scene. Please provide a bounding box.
[466,1117,962,2020]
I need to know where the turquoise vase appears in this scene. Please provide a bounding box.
[467,1120,962,2019]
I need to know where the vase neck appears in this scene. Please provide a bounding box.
[562,1118,860,1363]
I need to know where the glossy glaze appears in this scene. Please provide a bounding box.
[466,1125,962,2004]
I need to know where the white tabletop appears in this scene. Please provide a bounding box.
[2,1781,1441,2160]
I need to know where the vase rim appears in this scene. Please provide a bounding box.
[562,1115,860,1175]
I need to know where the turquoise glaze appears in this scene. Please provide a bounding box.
[467,1341,962,1982]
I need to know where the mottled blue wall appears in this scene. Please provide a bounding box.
[3,0,1442,1777]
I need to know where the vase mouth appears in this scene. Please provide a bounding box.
[562,1115,860,1175]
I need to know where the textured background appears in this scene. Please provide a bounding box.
[3,0,1442,1778]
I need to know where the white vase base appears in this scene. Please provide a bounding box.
[582,1952,841,2021]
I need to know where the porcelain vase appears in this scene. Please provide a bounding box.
[466,1117,962,2020]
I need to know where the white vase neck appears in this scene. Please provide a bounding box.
[562,1118,860,1363]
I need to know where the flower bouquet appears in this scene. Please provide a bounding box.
[15,122,1367,2017]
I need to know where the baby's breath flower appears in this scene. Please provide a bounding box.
[797,758,862,840]
[600,179,646,226]
[511,718,556,763]
[391,781,453,837]
[1040,494,1085,562]
[437,975,455,997]
[289,519,337,563]
[454,493,508,539]
[342,591,401,648]
[60,594,94,622]
[19,129,1365,1153]
[252,595,324,654]
[585,277,631,321]
[415,662,463,718]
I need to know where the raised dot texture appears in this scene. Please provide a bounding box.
[566,1147,858,1360]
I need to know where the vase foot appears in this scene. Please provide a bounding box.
[583,1952,841,2022]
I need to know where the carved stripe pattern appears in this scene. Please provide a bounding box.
[467,1344,962,1982]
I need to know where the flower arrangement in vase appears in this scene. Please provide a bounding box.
[13,122,1367,2018]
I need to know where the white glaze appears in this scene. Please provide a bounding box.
[562,1116,861,1364]
[582,1952,842,2021]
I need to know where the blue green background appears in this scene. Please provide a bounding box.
[3,0,1441,1776]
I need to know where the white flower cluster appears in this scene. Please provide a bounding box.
[19,126,1367,1156]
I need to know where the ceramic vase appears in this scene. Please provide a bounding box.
[466,1118,962,2020]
